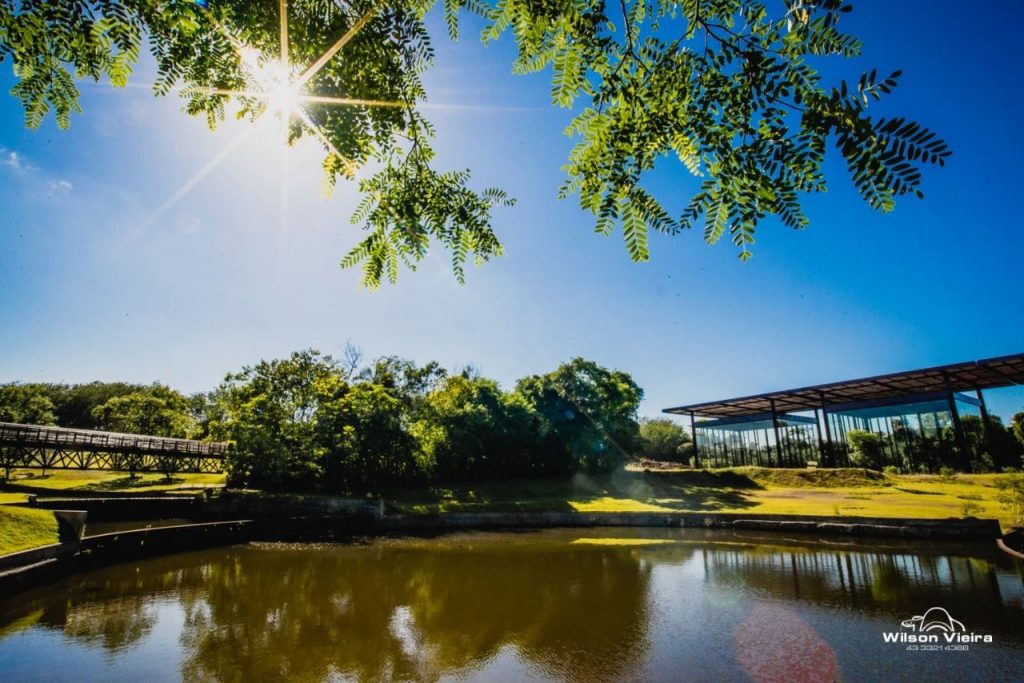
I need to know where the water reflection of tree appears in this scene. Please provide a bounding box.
[23,559,209,653]
[7,534,1021,680]
[174,540,653,682]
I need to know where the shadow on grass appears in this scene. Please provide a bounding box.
[602,472,759,512]
[638,470,764,490]
[82,475,183,491]
[892,487,944,496]
[384,470,762,514]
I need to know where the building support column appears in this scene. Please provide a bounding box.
[944,372,970,471]
[770,399,784,467]
[976,388,991,452]
[814,409,826,465]
[819,391,834,467]
[689,411,700,469]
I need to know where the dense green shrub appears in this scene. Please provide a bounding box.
[637,418,690,462]
[413,376,558,480]
[970,452,996,474]
[846,430,887,470]
[318,383,426,493]
[959,415,1023,471]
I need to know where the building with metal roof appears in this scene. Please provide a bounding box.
[663,353,1024,470]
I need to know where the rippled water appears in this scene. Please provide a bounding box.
[0,528,1022,682]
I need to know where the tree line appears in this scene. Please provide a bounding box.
[0,350,691,492]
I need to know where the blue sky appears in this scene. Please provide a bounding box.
[0,1,1022,420]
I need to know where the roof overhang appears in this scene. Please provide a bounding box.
[664,353,1024,419]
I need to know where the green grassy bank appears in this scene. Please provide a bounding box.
[1,467,1019,557]
[385,467,1021,531]
[1,470,226,553]
[0,506,59,555]
[2,469,226,500]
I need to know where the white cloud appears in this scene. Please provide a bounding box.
[0,147,73,196]
[1,148,35,174]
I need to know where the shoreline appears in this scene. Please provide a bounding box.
[0,507,1008,600]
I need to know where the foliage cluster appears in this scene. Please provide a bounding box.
[997,474,1024,528]
[838,413,1024,474]
[212,350,643,493]
[845,429,886,470]
[636,417,691,462]
[0,381,198,437]
[0,0,949,286]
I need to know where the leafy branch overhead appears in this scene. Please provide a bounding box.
[0,0,949,282]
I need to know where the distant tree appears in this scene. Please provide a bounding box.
[215,350,342,491]
[0,383,56,425]
[846,430,886,470]
[637,418,691,462]
[413,375,551,480]
[339,342,365,383]
[357,356,447,408]
[92,384,195,437]
[48,382,144,429]
[0,1,948,287]
[318,383,425,493]
[1013,412,1024,450]
[515,358,643,473]
[958,414,1022,472]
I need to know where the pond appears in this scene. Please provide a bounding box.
[0,528,1022,682]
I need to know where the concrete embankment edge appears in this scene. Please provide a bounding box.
[0,508,1009,600]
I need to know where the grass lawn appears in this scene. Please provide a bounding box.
[0,492,30,504]
[385,467,1022,531]
[4,469,226,495]
[0,469,226,556]
[0,505,58,555]
[2,467,1018,556]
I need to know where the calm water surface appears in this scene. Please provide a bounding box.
[0,528,1022,682]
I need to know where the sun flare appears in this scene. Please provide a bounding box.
[238,47,301,119]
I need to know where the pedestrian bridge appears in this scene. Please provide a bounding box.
[0,421,227,474]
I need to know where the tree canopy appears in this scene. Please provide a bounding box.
[206,349,641,491]
[0,0,948,286]
[91,383,196,437]
[637,417,691,462]
[0,383,56,425]
[515,357,643,472]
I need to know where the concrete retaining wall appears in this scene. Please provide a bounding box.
[30,496,202,521]
[206,492,383,519]
[0,508,1008,600]
[376,512,1002,540]
[0,543,64,572]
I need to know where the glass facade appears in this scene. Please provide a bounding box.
[824,392,980,470]
[695,413,819,468]
[692,392,985,471]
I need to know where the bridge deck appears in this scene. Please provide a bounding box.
[0,422,228,457]
[0,422,227,473]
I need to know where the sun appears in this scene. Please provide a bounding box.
[266,79,300,117]
[238,48,301,119]
[133,1,409,234]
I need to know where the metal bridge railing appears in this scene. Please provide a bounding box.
[0,421,229,458]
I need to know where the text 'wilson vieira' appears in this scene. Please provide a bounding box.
[882,633,993,644]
